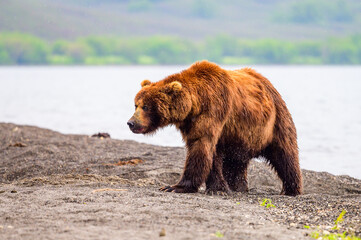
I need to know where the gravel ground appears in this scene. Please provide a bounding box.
[0,123,360,239]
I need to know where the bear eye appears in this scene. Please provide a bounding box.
[142,106,149,111]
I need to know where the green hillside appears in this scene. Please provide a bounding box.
[1,0,360,40]
[1,0,361,65]
[1,33,360,65]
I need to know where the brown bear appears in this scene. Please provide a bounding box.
[127,60,303,196]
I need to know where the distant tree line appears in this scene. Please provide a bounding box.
[0,32,360,65]
[273,0,354,24]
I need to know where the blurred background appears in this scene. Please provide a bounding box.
[0,0,361,65]
[0,0,360,178]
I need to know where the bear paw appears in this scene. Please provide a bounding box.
[205,189,231,196]
[205,183,231,195]
[159,185,197,193]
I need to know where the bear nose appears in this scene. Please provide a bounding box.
[127,121,135,129]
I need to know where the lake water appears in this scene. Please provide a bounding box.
[0,66,360,179]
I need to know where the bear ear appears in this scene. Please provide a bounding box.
[165,81,182,93]
[141,79,152,88]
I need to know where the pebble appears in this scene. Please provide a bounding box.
[159,228,166,237]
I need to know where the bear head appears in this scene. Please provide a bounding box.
[127,78,192,134]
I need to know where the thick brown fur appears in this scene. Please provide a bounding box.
[128,60,303,196]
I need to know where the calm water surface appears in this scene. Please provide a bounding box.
[1,66,360,179]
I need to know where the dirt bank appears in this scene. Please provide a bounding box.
[0,123,360,239]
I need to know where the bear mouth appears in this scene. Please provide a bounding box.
[131,127,147,134]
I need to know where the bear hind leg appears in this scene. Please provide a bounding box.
[263,143,303,196]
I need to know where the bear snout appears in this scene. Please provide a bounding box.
[127,120,135,128]
[127,118,146,134]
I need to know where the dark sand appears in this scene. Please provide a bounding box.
[0,123,360,239]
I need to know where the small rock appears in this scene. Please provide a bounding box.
[105,158,144,166]
[10,190,17,193]
[91,133,111,139]
[0,190,5,194]
[290,223,297,227]
[159,228,166,237]
[142,152,152,156]
[9,142,27,147]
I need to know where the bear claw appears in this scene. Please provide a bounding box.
[159,185,196,193]
[159,185,174,192]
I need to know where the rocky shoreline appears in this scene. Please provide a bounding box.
[0,123,360,239]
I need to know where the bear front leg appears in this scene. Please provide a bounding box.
[223,159,250,193]
[205,155,231,195]
[160,138,213,193]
